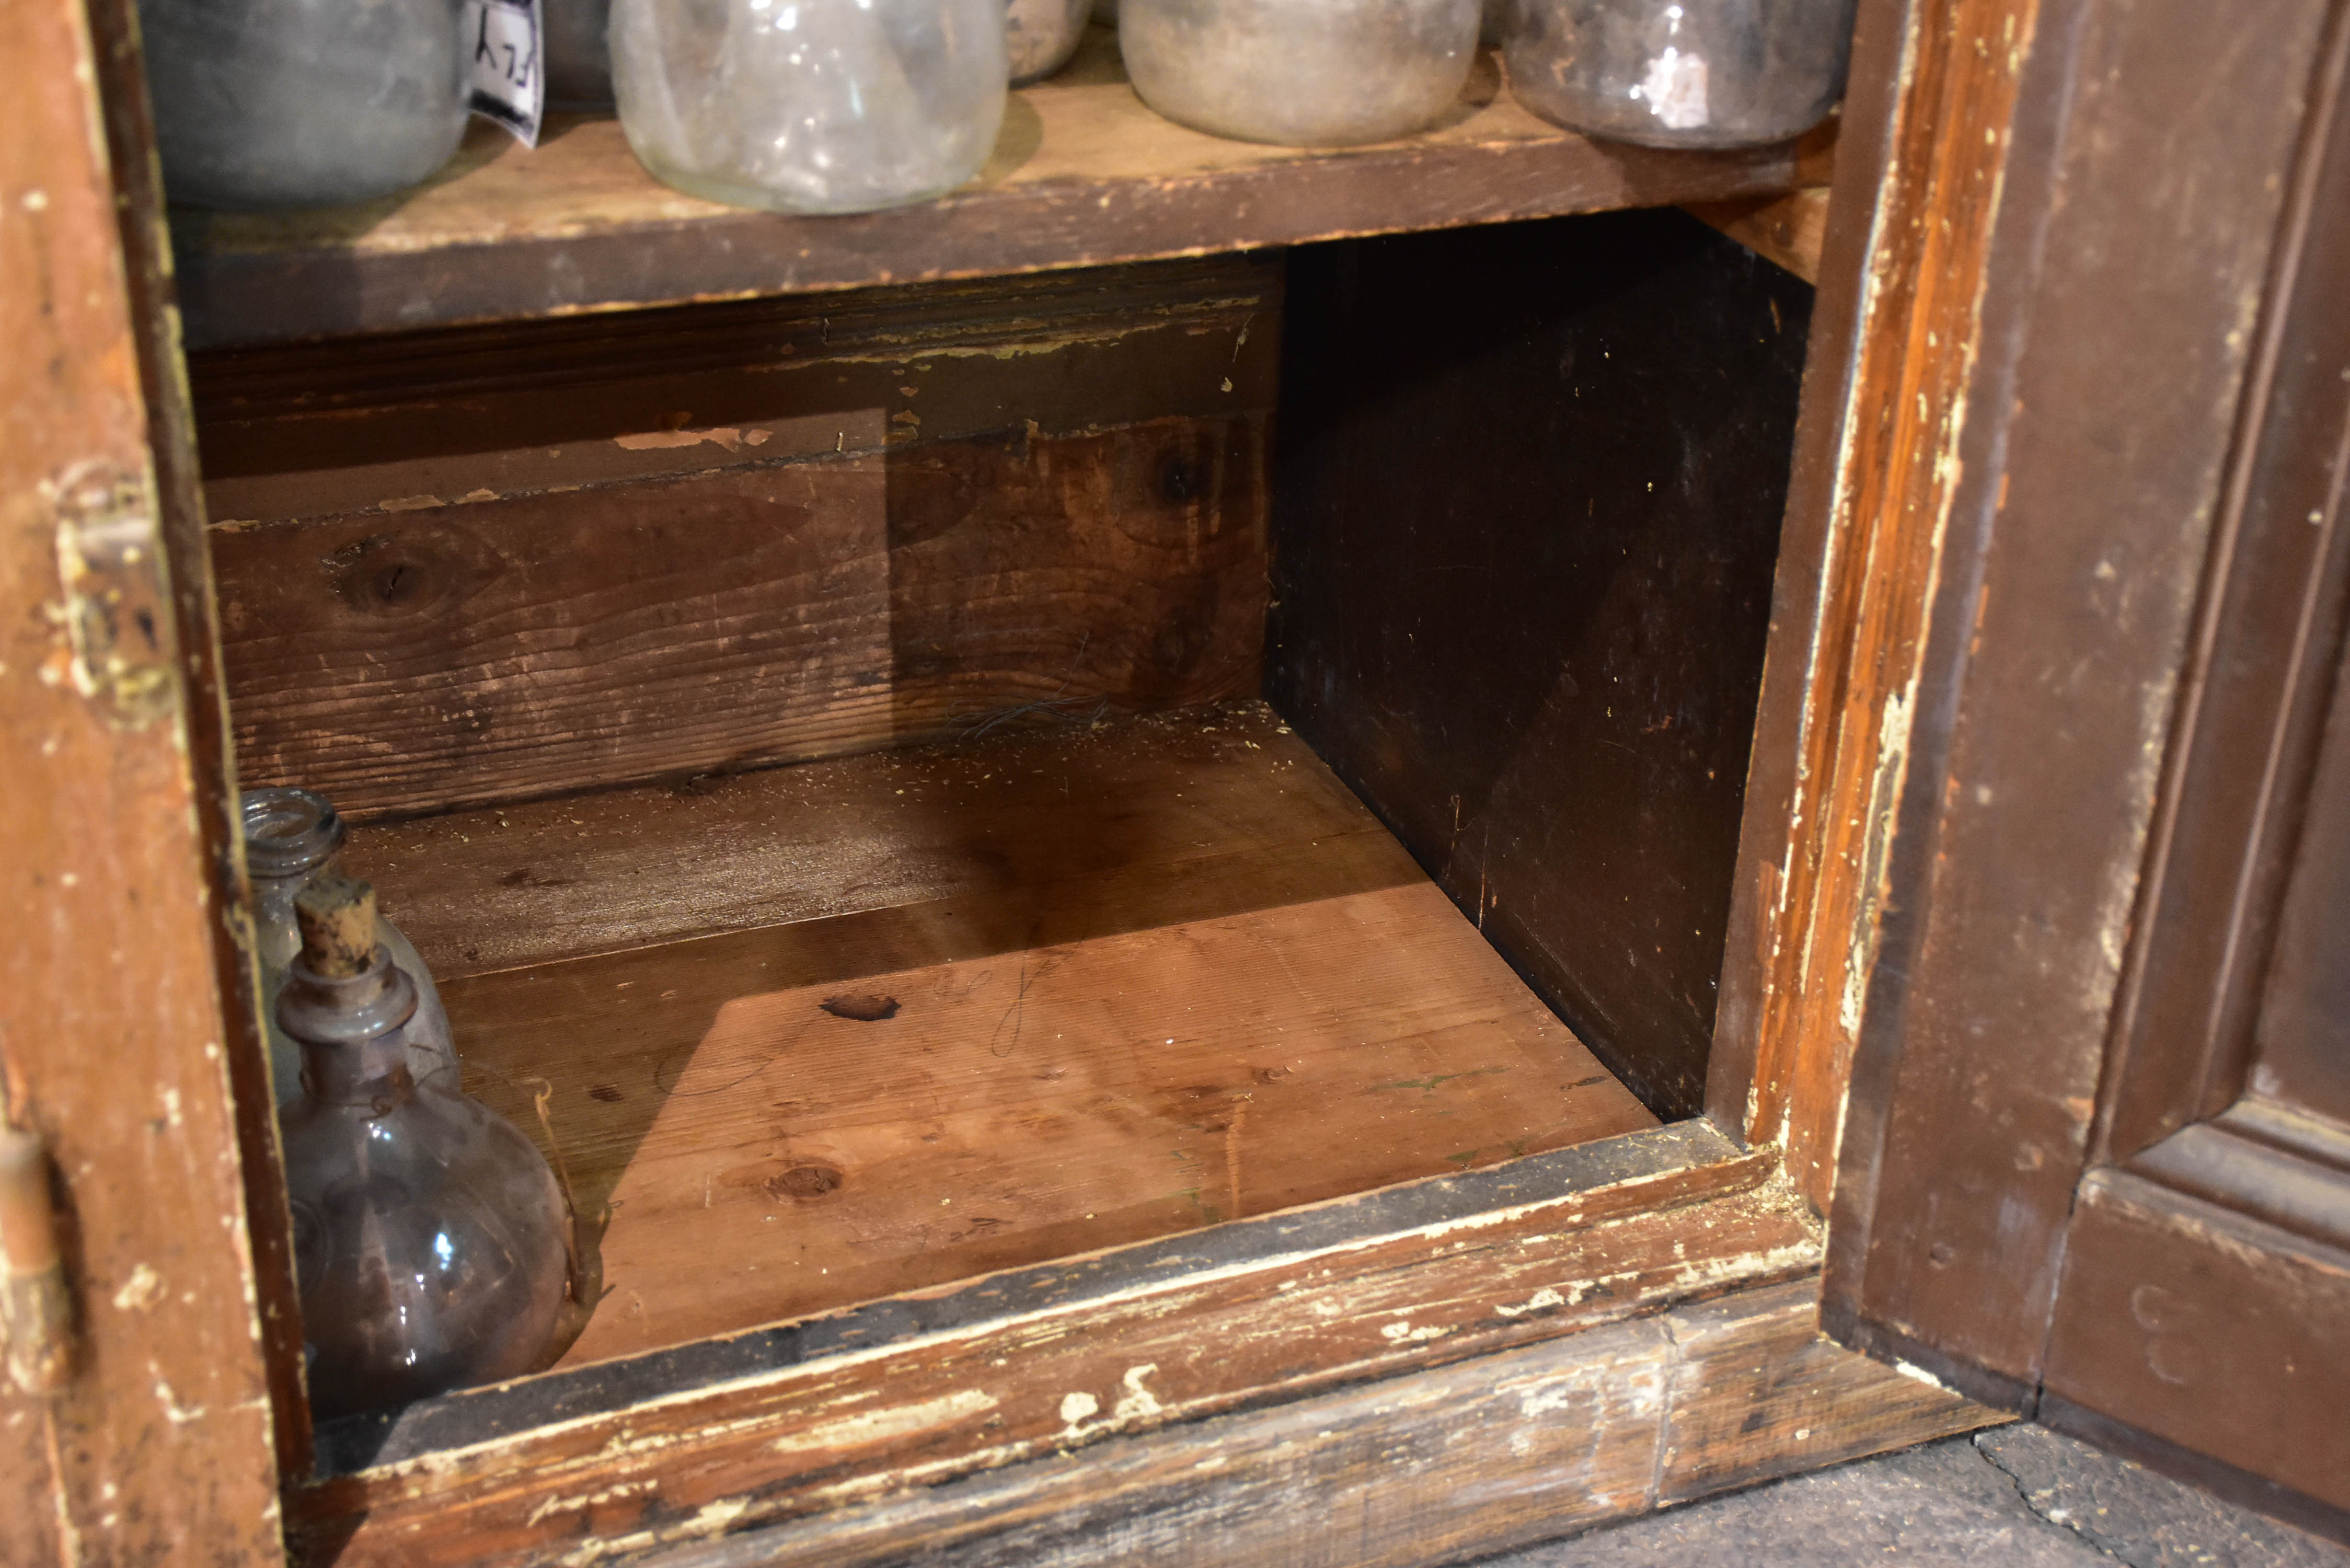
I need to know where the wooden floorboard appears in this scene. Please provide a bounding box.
[350,705,1657,1367]
[171,30,1818,348]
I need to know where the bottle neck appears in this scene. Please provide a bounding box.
[278,948,421,1109]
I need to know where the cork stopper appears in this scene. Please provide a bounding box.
[294,872,378,979]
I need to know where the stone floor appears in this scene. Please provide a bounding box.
[1472,1426,2350,1568]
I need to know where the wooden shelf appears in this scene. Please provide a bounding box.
[349,704,1656,1369]
[172,27,1822,349]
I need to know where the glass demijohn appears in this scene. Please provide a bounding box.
[136,0,470,210]
[1120,0,1481,147]
[245,788,455,1106]
[1501,0,1858,148]
[609,0,1010,214]
[277,874,571,1419]
[1007,0,1091,83]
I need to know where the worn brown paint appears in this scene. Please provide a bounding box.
[0,0,284,1557]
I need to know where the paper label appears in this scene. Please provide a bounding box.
[465,0,545,147]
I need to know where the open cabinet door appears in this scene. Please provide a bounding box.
[1,0,290,1559]
[1823,0,2350,1538]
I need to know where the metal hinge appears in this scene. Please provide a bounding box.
[48,463,177,729]
[0,1125,75,1396]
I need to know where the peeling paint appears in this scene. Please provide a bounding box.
[769,1388,998,1455]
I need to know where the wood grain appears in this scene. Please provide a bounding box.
[1715,0,2046,1207]
[345,703,1402,978]
[214,417,1268,820]
[205,263,1276,822]
[339,1278,1986,1568]
[1684,189,1831,283]
[170,32,1820,349]
[359,707,1657,1361]
[0,0,285,1554]
[285,1129,1825,1565]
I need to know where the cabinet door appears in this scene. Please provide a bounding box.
[1,0,286,1559]
[1823,0,2350,1537]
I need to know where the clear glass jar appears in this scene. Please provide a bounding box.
[610,0,1009,214]
[277,877,571,1419]
[1502,0,1857,148]
[1007,0,1090,83]
[1120,0,1480,147]
[546,0,617,109]
[245,788,455,1104]
[136,0,469,210]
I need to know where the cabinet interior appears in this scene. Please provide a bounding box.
[188,203,1808,1431]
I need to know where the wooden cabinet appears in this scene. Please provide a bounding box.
[3,0,2341,1561]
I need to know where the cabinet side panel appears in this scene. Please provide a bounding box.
[1269,211,1810,1120]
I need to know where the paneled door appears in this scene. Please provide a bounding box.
[1824,0,2350,1537]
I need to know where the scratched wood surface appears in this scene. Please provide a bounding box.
[353,708,1657,1365]
[631,1279,1991,1568]
[200,262,1277,821]
[1706,0,2047,1208]
[287,1128,1831,1564]
[170,30,1818,348]
[0,0,285,1556]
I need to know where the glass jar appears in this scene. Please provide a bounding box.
[1120,0,1481,147]
[546,0,617,109]
[1008,0,1090,83]
[1502,0,1857,148]
[610,0,1009,214]
[245,788,455,1105]
[277,875,571,1419]
[136,0,469,210]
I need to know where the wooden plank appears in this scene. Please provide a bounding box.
[170,32,1819,349]
[204,264,1276,822]
[213,416,1268,820]
[1268,209,1810,1119]
[0,0,287,1554]
[285,1126,1824,1565]
[345,703,1403,978]
[1684,189,1831,283]
[348,706,1654,1361]
[477,878,1659,1366]
[378,1279,1986,1568]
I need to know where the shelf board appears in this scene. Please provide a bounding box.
[172,28,1822,349]
[351,704,1657,1368]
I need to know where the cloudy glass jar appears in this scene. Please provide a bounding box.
[1121,0,1480,147]
[611,0,1009,214]
[138,0,469,209]
[546,0,618,109]
[1502,0,1856,148]
[1007,0,1090,82]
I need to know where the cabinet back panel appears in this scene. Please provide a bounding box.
[191,261,1278,821]
[1269,212,1810,1118]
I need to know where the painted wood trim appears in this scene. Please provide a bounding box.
[623,1279,1998,1568]
[0,0,286,1557]
[284,1123,1828,1564]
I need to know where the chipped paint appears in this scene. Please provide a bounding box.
[111,1263,163,1312]
[768,1388,998,1455]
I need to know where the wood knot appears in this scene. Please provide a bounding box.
[767,1164,845,1201]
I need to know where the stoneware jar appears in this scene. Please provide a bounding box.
[138,0,468,209]
[1008,0,1091,83]
[1121,0,1481,146]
